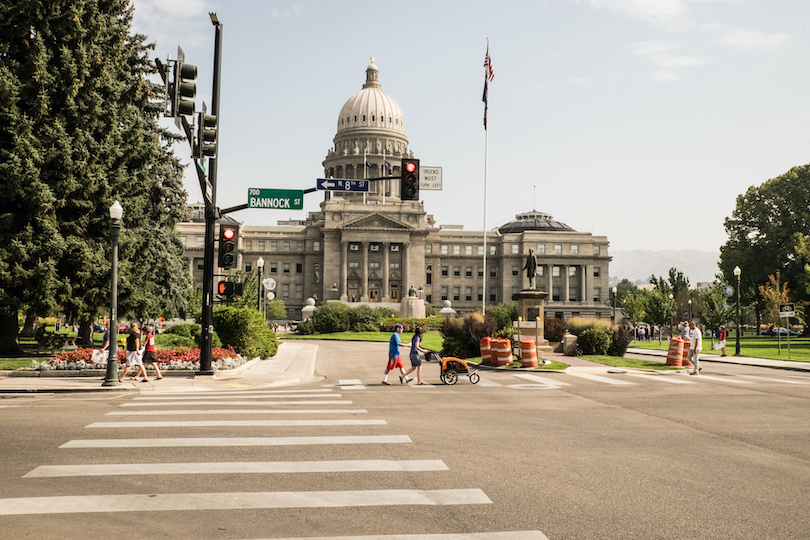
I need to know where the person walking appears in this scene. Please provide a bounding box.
[382,323,411,385]
[139,325,163,381]
[688,320,702,375]
[678,321,690,339]
[403,327,430,385]
[118,322,142,382]
[717,325,728,357]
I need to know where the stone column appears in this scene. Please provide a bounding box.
[564,265,570,305]
[547,264,553,298]
[340,240,348,302]
[585,264,593,305]
[382,242,390,302]
[361,241,369,302]
[402,242,410,302]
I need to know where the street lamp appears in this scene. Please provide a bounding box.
[669,293,674,337]
[257,257,264,313]
[733,266,741,356]
[688,298,692,321]
[612,286,617,323]
[102,201,123,387]
[331,283,338,300]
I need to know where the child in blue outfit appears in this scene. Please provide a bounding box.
[382,323,411,385]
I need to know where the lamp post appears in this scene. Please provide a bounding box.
[669,293,674,337]
[688,298,692,321]
[612,286,617,323]
[331,283,338,300]
[102,201,123,387]
[257,257,264,313]
[733,266,741,356]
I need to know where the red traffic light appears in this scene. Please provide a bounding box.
[405,161,417,173]
[222,228,235,240]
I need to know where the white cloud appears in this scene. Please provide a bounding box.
[588,0,686,24]
[271,4,305,19]
[633,40,708,81]
[713,27,790,51]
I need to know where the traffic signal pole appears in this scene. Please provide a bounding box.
[199,14,223,376]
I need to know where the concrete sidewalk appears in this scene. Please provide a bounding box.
[626,346,810,372]
[0,341,321,394]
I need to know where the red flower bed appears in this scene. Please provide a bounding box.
[52,347,237,365]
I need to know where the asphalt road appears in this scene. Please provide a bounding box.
[2,340,810,539]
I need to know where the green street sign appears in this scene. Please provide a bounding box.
[247,188,304,210]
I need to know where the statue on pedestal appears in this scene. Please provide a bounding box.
[522,249,538,289]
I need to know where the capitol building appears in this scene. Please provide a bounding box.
[178,59,612,320]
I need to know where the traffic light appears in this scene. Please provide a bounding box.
[194,113,217,158]
[400,158,420,201]
[217,281,234,297]
[171,60,197,117]
[218,225,238,268]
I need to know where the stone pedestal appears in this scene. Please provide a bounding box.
[399,297,426,319]
[512,290,552,353]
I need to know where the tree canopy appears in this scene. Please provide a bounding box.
[0,1,191,352]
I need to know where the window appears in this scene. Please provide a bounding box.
[246,263,252,273]
[270,262,277,274]
[490,246,497,256]
[282,283,290,299]
[441,266,448,276]
[466,245,473,255]
[391,244,399,252]
[283,263,290,274]
[594,287,601,303]
[295,284,303,299]
[258,240,266,251]
[296,263,303,274]
[466,266,473,277]
[270,241,277,251]
[552,266,560,277]
[478,287,483,301]
[511,286,519,297]
[453,245,460,255]
[554,244,562,255]
[478,246,484,256]
[441,286,448,301]
[489,288,497,302]
[453,286,460,301]
[537,244,545,254]
[245,240,252,250]
[283,241,290,252]
[179,236,187,247]
[425,244,432,254]
[370,244,379,252]
[571,245,579,255]
[370,262,380,269]
[555,312,564,319]
[478,267,484,277]
[441,245,448,255]
[196,236,204,247]
[594,267,601,277]
[569,266,577,277]
[512,244,519,254]
[512,266,519,276]
[537,266,544,277]
[490,268,497,278]
[426,295,432,303]
[349,261,359,269]
[569,287,578,301]
[552,286,561,301]
[427,272,432,285]
[297,241,304,252]
[389,262,400,269]
[593,245,600,256]
[350,243,359,251]
[453,266,461,277]
[465,287,472,301]
[196,258,204,270]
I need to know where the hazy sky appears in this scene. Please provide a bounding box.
[130,0,810,253]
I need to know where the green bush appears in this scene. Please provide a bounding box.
[567,317,613,336]
[296,319,315,335]
[544,318,568,342]
[440,312,497,358]
[577,327,613,355]
[485,302,518,331]
[349,305,381,332]
[155,333,196,348]
[310,302,352,334]
[163,323,221,347]
[608,325,632,357]
[213,306,278,358]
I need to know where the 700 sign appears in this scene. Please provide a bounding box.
[247,188,304,210]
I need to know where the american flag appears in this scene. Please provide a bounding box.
[483,45,494,129]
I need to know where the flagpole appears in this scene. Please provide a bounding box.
[363,148,368,204]
[382,147,386,205]
[482,38,493,316]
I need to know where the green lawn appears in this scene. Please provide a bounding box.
[282,331,444,352]
[629,335,810,363]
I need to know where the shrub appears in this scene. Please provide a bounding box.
[155,333,196,348]
[544,318,568,342]
[296,319,315,335]
[310,302,352,334]
[163,323,221,347]
[567,317,613,336]
[577,327,613,355]
[609,325,632,357]
[440,312,497,358]
[485,302,518,331]
[213,306,278,358]
[349,305,382,332]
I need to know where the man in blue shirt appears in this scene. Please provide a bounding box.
[382,323,411,385]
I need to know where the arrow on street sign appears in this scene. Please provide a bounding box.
[316,179,369,192]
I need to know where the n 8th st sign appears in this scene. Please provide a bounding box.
[247,188,304,210]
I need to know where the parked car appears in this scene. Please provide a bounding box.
[764,326,798,336]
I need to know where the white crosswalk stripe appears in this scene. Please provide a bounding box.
[121,400,354,407]
[61,435,413,448]
[627,373,694,384]
[262,533,550,540]
[107,409,368,416]
[568,372,634,385]
[87,419,387,428]
[513,373,571,386]
[737,374,810,384]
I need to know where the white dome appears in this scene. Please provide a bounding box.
[337,60,405,136]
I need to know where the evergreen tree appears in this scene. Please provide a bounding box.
[0,1,190,352]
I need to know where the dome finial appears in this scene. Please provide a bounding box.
[364,57,380,89]
[370,55,375,64]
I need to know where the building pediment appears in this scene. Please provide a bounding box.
[341,213,410,231]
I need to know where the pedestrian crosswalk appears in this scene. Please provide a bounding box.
[2,385,546,539]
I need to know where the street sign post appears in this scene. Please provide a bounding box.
[779,303,795,318]
[247,188,304,210]
[419,167,442,191]
[316,179,369,192]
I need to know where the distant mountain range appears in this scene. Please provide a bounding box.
[610,250,721,285]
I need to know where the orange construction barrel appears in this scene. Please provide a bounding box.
[666,338,685,366]
[494,339,513,366]
[480,337,492,365]
[520,339,538,367]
